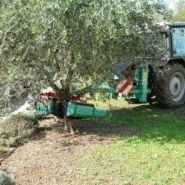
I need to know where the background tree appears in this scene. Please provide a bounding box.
[170,0,185,22]
[0,0,167,117]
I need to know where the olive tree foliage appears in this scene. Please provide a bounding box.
[0,0,167,113]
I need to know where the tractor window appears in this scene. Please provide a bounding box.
[171,27,185,58]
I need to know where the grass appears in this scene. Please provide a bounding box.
[78,99,185,185]
[0,113,38,151]
[0,138,15,150]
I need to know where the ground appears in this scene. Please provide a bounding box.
[1,99,185,185]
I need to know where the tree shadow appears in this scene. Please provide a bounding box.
[27,103,185,145]
[108,103,185,144]
[73,119,135,138]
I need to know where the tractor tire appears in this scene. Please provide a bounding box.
[155,64,185,108]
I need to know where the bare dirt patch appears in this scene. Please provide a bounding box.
[0,118,133,185]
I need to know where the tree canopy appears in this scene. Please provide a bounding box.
[0,0,168,113]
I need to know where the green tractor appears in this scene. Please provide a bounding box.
[115,23,185,108]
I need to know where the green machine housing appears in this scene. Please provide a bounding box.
[126,65,150,103]
[67,102,107,118]
[36,101,107,118]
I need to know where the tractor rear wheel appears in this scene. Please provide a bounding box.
[155,64,185,108]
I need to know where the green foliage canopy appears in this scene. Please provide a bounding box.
[0,0,167,111]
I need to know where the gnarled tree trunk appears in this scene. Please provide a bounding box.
[48,77,75,134]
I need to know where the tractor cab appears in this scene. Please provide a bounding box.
[161,23,185,59]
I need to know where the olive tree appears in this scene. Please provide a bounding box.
[0,0,167,130]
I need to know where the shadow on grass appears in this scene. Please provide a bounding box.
[28,103,185,144]
[73,119,135,138]
[108,103,185,144]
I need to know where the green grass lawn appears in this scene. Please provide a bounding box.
[78,100,185,185]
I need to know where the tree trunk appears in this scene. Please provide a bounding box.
[60,87,74,134]
[46,71,74,134]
